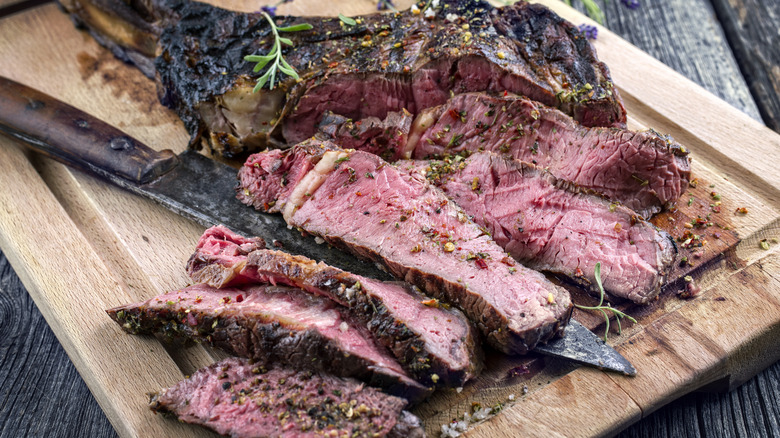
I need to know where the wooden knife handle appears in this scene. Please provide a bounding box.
[0,76,178,184]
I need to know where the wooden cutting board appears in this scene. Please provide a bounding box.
[0,1,779,437]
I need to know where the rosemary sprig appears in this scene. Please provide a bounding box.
[574,262,637,341]
[244,12,312,92]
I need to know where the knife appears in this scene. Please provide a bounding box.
[0,76,636,376]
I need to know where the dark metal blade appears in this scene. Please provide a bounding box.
[109,150,393,281]
[75,149,637,374]
[534,319,637,376]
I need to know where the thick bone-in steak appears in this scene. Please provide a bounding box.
[404,153,677,303]
[107,284,430,403]
[186,225,482,388]
[150,357,426,438]
[237,140,573,355]
[59,0,626,157]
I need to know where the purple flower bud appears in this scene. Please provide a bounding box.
[377,0,394,10]
[620,0,640,9]
[261,5,277,16]
[577,24,598,40]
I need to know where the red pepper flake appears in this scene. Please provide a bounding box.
[403,65,411,73]
[448,109,460,120]
[236,294,244,303]
[735,207,748,215]
[475,258,488,269]
[328,62,339,68]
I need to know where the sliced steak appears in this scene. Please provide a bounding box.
[150,357,426,438]
[186,225,482,388]
[59,0,626,157]
[107,284,430,403]
[404,93,691,217]
[237,140,573,355]
[318,111,413,163]
[405,153,677,303]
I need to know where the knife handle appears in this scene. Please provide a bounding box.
[0,76,178,184]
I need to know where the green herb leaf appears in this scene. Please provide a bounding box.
[574,262,637,342]
[277,23,314,32]
[338,13,357,26]
[581,0,605,24]
[246,54,274,72]
[245,12,311,91]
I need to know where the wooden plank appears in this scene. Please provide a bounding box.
[565,0,762,123]
[0,1,779,437]
[0,140,215,438]
[0,253,115,437]
[710,0,780,132]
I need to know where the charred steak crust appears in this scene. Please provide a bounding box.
[237,140,573,355]
[149,357,426,438]
[58,0,627,156]
[108,284,431,403]
[406,153,677,303]
[186,225,483,388]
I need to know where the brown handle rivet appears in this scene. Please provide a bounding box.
[109,136,134,151]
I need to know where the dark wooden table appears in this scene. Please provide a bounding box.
[0,0,778,436]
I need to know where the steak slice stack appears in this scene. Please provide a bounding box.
[405,153,677,304]
[58,0,626,156]
[150,357,426,438]
[186,225,482,388]
[394,93,690,218]
[237,140,573,355]
[107,283,430,403]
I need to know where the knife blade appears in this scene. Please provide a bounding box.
[0,75,636,376]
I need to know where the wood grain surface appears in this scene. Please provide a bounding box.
[0,0,779,437]
[710,0,780,132]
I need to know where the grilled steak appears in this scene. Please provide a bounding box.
[405,153,677,303]
[108,284,430,403]
[59,0,626,157]
[186,225,482,387]
[150,357,426,438]
[237,139,572,355]
[318,93,690,218]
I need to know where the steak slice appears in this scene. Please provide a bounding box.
[107,284,430,403]
[150,357,426,438]
[318,111,413,163]
[405,153,677,303]
[404,93,691,217]
[186,225,482,388]
[59,0,626,157]
[237,140,573,355]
